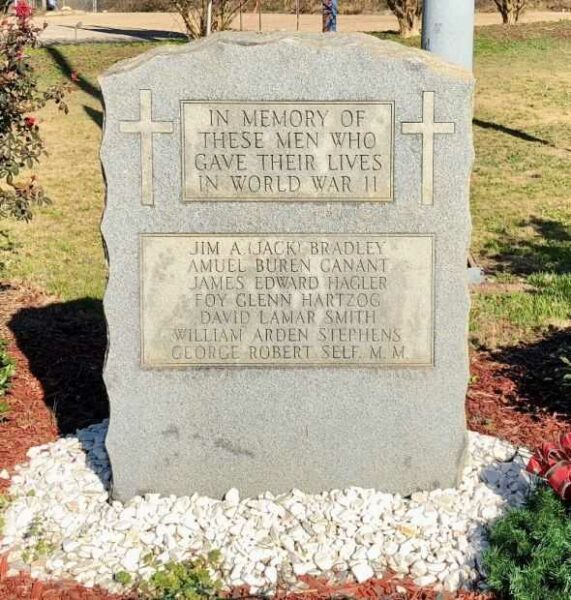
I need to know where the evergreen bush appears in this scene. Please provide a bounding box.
[484,484,571,600]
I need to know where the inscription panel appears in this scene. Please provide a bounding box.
[141,234,434,367]
[182,102,394,201]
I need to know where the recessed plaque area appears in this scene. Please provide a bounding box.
[182,102,394,201]
[140,234,433,367]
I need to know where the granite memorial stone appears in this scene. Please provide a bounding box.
[100,32,474,501]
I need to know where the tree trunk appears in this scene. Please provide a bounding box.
[495,0,526,26]
[397,14,420,37]
[505,11,517,25]
[387,0,422,38]
[499,7,518,25]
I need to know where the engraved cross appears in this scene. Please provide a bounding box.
[401,91,455,206]
[119,90,174,207]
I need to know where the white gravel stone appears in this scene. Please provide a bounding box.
[414,574,438,587]
[0,422,531,594]
[444,571,462,592]
[313,547,335,571]
[224,488,240,505]
[411,560,428,577]
[383,541,399,556]
[351,562,374,583]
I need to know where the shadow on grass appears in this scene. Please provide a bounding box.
[45,46,105,130]
[485,217,571,276]
[491,327,571,425]
[474,118,571,152]
[8,298,108,435]
[45,46,101,102]
[58,25,186,43]
[84,105,103,129]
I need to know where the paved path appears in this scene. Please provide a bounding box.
[37,11,571,45]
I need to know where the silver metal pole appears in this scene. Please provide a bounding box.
[422,0,475,71]
[93,0,97,12]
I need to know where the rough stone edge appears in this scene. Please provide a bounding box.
[98,32,474,84]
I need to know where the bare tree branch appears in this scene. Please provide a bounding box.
[168,0,245,39]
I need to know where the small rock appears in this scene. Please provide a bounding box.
[411,560,427,577]
[481,505,499,521]
[121,548,141,571]
[444,571,461,592]
[414,574,437,587]
[366,544,382,561]
[383,541,399,556]
[482,469,500,486]
[224,488,240,505]
[351,562,374,583]
[313,549,334,571]
[265,565,278,585]
[293,562,313,576]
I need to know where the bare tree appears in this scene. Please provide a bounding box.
[386,0,422,38]
[169,0,243,39]
[493,0,526,25]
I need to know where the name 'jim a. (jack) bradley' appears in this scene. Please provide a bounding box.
[185,239,389,256]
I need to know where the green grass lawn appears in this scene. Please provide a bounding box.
[1,22,570,349]
[468,23,571,347]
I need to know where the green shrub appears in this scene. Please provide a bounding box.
[114,570,133,586]
[143,550,223,600]
[484,484,571,600]
[0,494,10,535]
[1,1,68,221]
[0,339,15,413]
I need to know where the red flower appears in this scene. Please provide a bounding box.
[14,1,33,20]
[24,116,37,128]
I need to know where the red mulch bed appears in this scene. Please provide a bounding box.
[2,282,569,600]
[277,574,491,600]
[0,341,58,495]
[0,567,132,600]
[0,566,491,600]
[468,328,571,448]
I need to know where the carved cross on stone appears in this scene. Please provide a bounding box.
[402,91,455,206]
[119,90,174,207]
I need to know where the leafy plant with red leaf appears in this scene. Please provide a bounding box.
[526,432,571,500]
[0,1,69,221]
